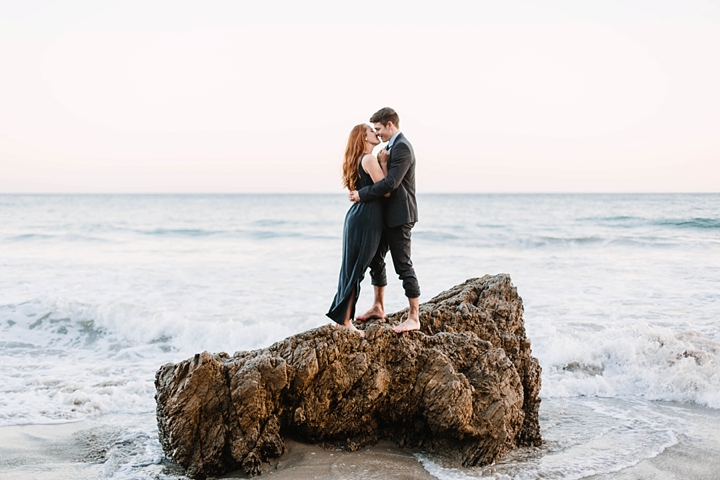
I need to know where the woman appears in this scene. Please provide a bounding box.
[327,124,388,336]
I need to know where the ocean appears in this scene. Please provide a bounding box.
[1,193,719,479]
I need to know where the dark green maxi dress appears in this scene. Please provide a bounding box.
[327,161,384,323]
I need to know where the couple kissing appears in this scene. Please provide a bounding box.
[327,107,420,337]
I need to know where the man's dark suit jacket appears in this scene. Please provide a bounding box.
[357,132,418,228]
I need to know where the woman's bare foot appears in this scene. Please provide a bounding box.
[338,321,366,338]
[392,317,420,333]
[356,306,385,322]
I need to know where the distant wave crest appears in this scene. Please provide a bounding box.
[656,218,720,229]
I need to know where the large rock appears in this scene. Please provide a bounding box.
[155,274,542,479]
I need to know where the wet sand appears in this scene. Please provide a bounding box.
[0,421,435,480]
[2,419,720,480]
[0,421,99,480]
[220,438,436,479]
[585,433,720,480]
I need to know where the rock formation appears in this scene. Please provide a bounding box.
[155,274,541,479]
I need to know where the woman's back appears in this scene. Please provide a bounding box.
[356,156,376,190]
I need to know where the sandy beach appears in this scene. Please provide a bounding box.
[586,429,720,480]
[0,419,434,480]
[3,410,720,480]
[0,421,98,480]
[222,438,436,480]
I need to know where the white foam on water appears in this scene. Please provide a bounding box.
[4,288,718,428]
[534,321,720,408]
[0,295,327,426]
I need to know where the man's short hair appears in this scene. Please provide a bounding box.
[369,107,399,128]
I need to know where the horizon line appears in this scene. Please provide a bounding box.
[2,191,718,195]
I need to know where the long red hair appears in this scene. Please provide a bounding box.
[342,124,369,191]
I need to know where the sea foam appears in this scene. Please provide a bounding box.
[536,322,720,408]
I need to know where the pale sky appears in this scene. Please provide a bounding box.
[1,0,719,193]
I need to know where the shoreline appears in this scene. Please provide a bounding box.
[2,410,720,480]
[0,399,720,480]
[585,431,720,480]
[0,420,437,480]
[0,421,98,480]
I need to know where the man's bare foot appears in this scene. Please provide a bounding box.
[356,306,385,322]
[392,317,420,333]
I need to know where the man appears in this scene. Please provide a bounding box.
[349,107,420,333]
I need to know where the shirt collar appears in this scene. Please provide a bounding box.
[387,131,401,150]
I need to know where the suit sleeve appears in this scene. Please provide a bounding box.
[357,143,412,202]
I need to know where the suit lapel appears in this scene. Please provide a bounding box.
[389,132,404,165]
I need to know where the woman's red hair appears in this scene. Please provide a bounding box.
[342,124,369,191]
